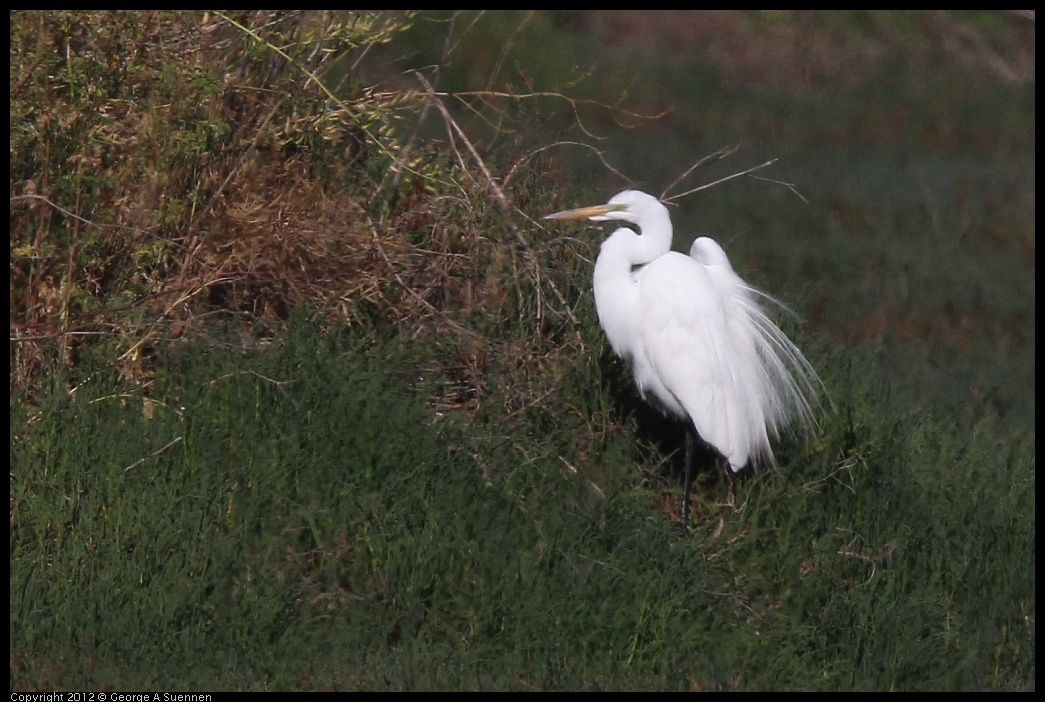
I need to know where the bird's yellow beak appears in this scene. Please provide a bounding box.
[543,202,627,221]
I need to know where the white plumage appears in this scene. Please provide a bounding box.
[545,190,821,526]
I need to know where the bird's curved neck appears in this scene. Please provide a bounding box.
[592,213,673,342]
[603,211,673,267]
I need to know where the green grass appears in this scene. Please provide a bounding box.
[11,320,1034,690]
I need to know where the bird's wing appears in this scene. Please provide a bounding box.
[697,247,821,439]
[635,253,771,469]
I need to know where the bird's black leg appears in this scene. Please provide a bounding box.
[680,426,697,534]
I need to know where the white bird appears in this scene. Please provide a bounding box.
[544,190,821,529]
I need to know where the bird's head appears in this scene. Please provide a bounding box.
[543,190,667,227]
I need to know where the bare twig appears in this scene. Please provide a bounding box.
[118,277,239,362]
[794,453,860,496]
[750,173,809,203]
[10,194,160,237]
[661,146,809,204]
[364,212,478,340]
[504,141,630,191]
[414,71,578,326]
[10,277,267,344]
[665,158,779,202]
[390,13,459,193]
[208,370,300,406]
[10,51,49,101]
[185,99,282,245]
[10,330,113,342]
[123,436,183,473]
[661,145,743,200]
[434,89,666,140]
[835,529,899,582]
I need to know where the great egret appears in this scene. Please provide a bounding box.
[544,190,821,529]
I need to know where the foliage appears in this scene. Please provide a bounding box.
[11,11,443,392]
[10,321,1033,690]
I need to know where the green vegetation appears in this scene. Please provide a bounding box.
[11,321,1033,690]
[11,11,1033,691]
